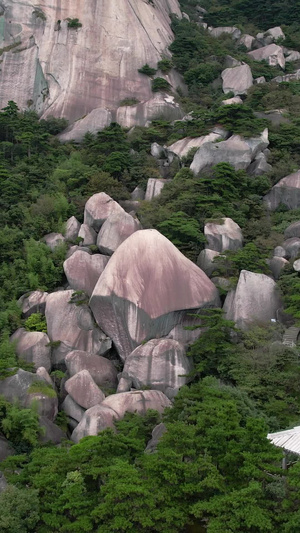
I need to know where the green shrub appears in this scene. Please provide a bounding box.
[138,64,157,76]
[28,380,56,398]
[119,98,140,106]
[151,77,171,92]
[24,313,47,333]
[67,18,82,29]
[157,58,173,73]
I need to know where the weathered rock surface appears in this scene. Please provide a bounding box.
[64,251,109,296]
[65,350,117,389]
[0,437,14,462]
[39,416,67,444]
[10,329,51,371]
[18,290,48,318]
[222,96,243,105]
[286,50,300,62]
[197,249,220,277]
[45,290,112,366]
[238,34,255,50]
[248,44,285,68]
[145,422,167,453]
[190,130,269,175]
[167,130,226,159]
[209,27,241,39]
[145,178,170,201]
[0,369,58,420]
[268,257,289,280]
[0,0,182,134]
[78,224,97,247]
[282,238,300,259]
[120,339,192,398]
[84,193,125,232]
[284,221,300,239]
[248,152,272,176]
[62,395,86,423]
[274,246,287,258]
[131,187,145,201]
[221,64,253,95]
[223,270,281,329]
[65,370,105,410]
[293,259,300,272]
[59,109,112,142]
[97,212,141,255]
[90,229,220,360]
[36,366,53,385]
[264,170,300,210]
[272,70,300,83]
[43,233,65,251]
[65,216,81,241]
[116,93,183,129]
[71,389,171,442]
[204,218,243,253]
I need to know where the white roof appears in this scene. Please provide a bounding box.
[268,426,300,455]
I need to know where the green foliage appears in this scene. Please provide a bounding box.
[67,18,82,29]
[28,380,57,398]
[151,77,171,92]
[213,243,271,280]
[138,64,157,76]
[119,98,140,106]
[0,485,40,532]
[157,211,204,259]
[24,313,47,333]
[214,104,268,137]
[0,396,43,450]
[157,58,173,73]
[184,62,222,89]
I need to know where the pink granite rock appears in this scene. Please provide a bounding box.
[65,370,105,410]
[84,193,125,232]
[65,216,81,241]
[90,229,220,360]
[10,328,51,371]
[97,212,141,255]
[64,251,109,296]
[18,290,48,318]
[65,350,117,389]
[78,224,97,246]
[264,171,300,210]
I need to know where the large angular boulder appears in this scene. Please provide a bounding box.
[222,96,243,105]
[272,70,300,83]
[282,238,300,259]
[256,27,285,46]
[120,339,193,397]
[65,350,118,389]
[78,224,97,246]
[221,64,253,95]
[264,170,300,210]
[84,192,125,232]
[0,369,58,420]
[197,249,220,277]
[45,290,112,367]
[10,329,51,372]
[248,152,272,176]
[190,130,269,175]
[71,390,171,442]
[238,34,255,50]
[64,251,109,296]
[204,218,243,253]
[62,395,86,423]
[64,216,81,241]
[145,423,167,453]
[145,179,170,201]
[39,417,67,444]
[97,212,141,255]
[18,290,48,318]
[285,221,300,239]
[248,44,285,69]
[90,229,220,360]
[65,370,105,410]
[268,257,289,280]
[166,130,226,159]
[209,27,241,39]
[223,270,282,329]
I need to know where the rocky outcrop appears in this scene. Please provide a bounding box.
[285,221,300,239]
[272,70,300,83]
[222,96,243,105]
[145,423,167,453]
[18,290,48,318]
[119,339,193,398]
[190,129,269,175]
[204,218,243,253]
[65,370,105,410]
[71,390,171,442]
[145,179,170,201]
[45,290,112,366]
[166,130,227,159]
[10,329,51,371]
[64,216,81,241]
[62,395,85,423]
[264,170,300,210]
[248,44,285,68]
[90,229,220,360]
[84,193,124,232]
[78,224,97,247]
[221,64,253,95]
[97,212,141,255]
[282,238,300,259]
[268,257,289,280]
[0,369,58,420]
[65,350,117,389]
[209,27,241,39]
[0,0,182,135]
[223,270,282,329]
[64,251,109,296]
[238,34,255,50]
[197,249,220,277]
[248,152,272,176]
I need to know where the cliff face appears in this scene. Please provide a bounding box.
[0,0,181,127]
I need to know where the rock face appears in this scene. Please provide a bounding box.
[190,130,269,175]
[65,370,105,409]
[97,212,141,255]
[18,290,48,318]
[197,249,220,277]
[0,0,182,134]
[264,170,300,210]
[268,257,289,280]
[120,339,192,398]
[221,64,253,95]
[167,130,227,159]
[282,238,300,259]
[78,224,97,246]
[223,270,281,329]
[10,329,51,371]
[248,44,285,68]
[204,218,243,253]
[84,193,124,232]
[45,290,112,366]
[145,179,170,201]
[62,395,85,423]
[65,216,81,241]
[71,390,171,442]
[209,27,241,39]
[65,350,118,389]
[285,221,300,239]
[90,229,220,360]
[64,251,109,296]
